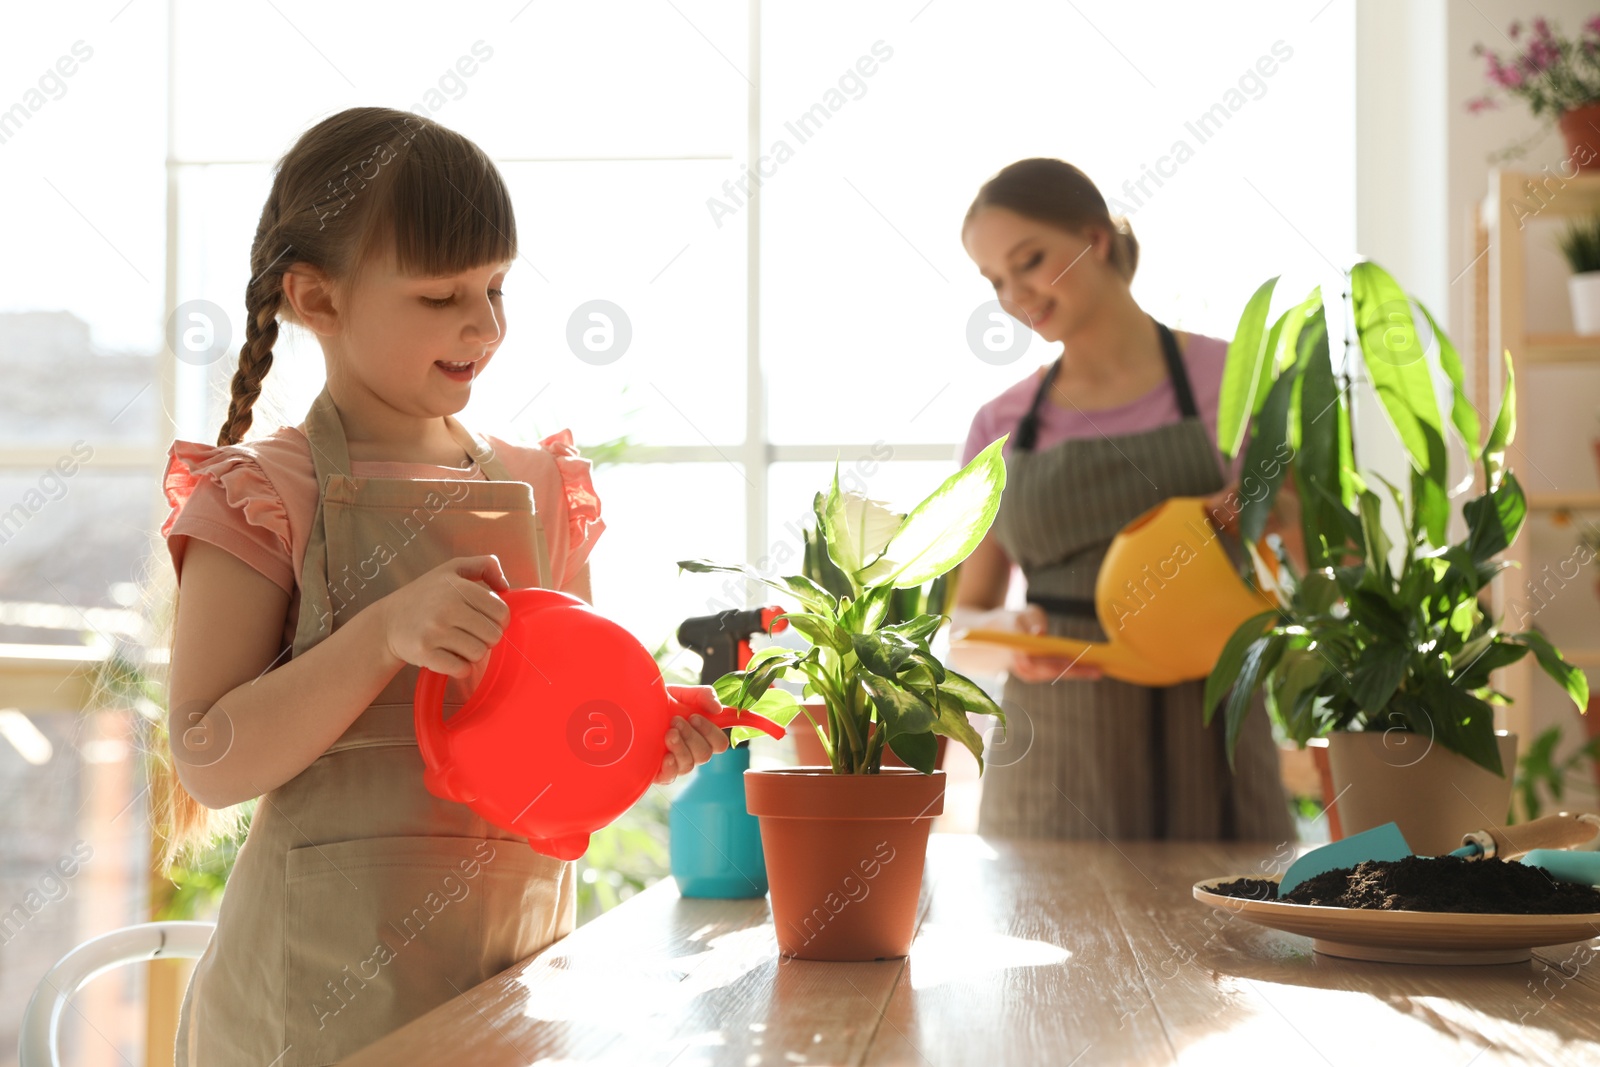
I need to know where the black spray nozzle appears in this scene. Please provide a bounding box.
[676,607,790,749]
[676,606,789,685]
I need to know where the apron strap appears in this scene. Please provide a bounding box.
[292,386,551,657]
[302,386,354,483]
[1014,358,1063,453]
[1012,316,1196,453]
[1027,593,1098,619]
[1156,321,1199,420]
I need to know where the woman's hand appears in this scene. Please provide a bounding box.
[1203,479,1307,574]
[655,684,731,785]
[1007,603,1103,684]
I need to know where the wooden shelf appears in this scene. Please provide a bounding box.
[1527,491,1600,511]
[1474,169,1600,783]
[1526,333,1600,363]
[1481,171,1600,225]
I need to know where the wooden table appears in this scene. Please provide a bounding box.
[343,834,1600,1065]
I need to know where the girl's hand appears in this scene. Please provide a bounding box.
[1008,603,1103,684]
[377,555,512,677]
[655,684,731,785]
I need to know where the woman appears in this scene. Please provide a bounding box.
[950,157,1296,842]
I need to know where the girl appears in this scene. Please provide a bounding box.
[948,157,1299,842]
[160,107,730,1065]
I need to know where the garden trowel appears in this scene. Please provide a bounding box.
[1278,812,1600,897]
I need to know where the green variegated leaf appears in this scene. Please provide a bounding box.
[712,646,803,709]
[929,696,989,774]
[929,670,1006,724]
[859,674,937,734]
[857,436,1008,589]
[839,584,892,634]
[675,559,837,615]
[779,612,851,655]
[886,729,938,773]
[729,686,801,745]
[852,631,917,682]
[822,461,905,580]
[879,613,945,645]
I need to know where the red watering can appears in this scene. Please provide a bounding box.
[413,588,787,861]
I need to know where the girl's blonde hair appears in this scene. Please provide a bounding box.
[963,157,1140,282]
[158,106,518,870]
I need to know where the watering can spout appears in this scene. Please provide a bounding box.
[707,707,786,740]
[949,496,1278,686]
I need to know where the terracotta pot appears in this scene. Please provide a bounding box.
[744,767,944,960]
[790,702,948,770]
[1559,103,1600,173]
[1307,738,1343,840]
[1325,730,1517,855]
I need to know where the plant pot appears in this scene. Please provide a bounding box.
[1325,730,1517,856]
[790,702,948,770]
[1584,694,1600,793]
[1559,102,1600,174]
[1307,738,1343,840]
[744,767,944,960]
[1570,271,1600,334]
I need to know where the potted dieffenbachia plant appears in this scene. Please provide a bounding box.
[676,439,1008,960]
[792,506,960,769]
[1204,261,1587,853]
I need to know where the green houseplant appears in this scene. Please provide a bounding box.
[793,509,960,768]
[1557,212,1600,335]
[1203,261,1588,853]
[676,440,1008,959]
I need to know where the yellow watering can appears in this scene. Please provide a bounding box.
[951,496,1279,686]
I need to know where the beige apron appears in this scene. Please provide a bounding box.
[175,386,578,1067]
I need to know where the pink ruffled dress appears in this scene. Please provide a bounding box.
[161,423,604,649]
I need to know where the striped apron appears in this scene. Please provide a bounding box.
[976,319,1293,842]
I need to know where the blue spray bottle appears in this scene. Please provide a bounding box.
[670,606,789,898]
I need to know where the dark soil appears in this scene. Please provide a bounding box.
[1206,855,1600,914]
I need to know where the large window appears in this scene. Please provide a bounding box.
[0,4,1354,1049]
[2,0,1357,657]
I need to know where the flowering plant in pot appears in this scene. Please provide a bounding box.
[1467,16,1600,170]
[1205,262,1588,854]
[677,440,1008,959]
